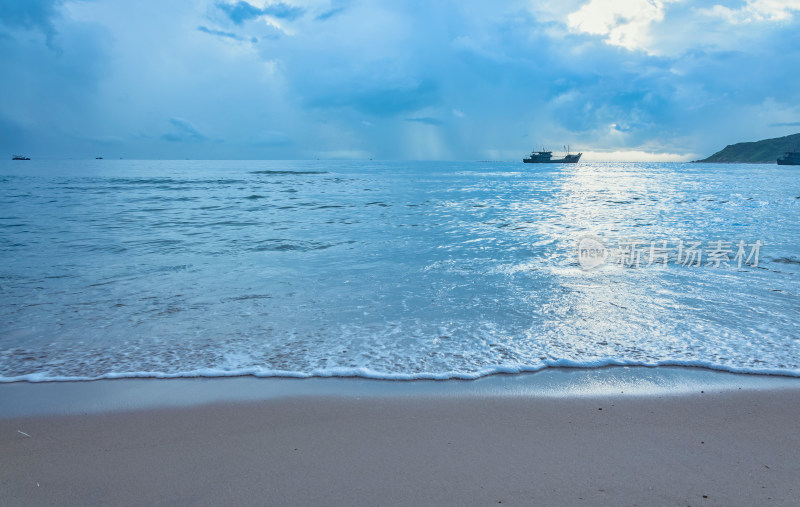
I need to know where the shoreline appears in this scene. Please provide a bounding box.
[2,365,799,419]
[2,367,799,505]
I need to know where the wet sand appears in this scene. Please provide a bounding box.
[2,372,799,506]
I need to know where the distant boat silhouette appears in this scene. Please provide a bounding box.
[777,151,799,165]
[12,155,30,160]
[96,157,103,160]
[523,145,581,164]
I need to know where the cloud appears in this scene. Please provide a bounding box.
[162,118,207,142]
[216,1,304,25]
[248,130,291,146]
[699,0,800,24]
[310,80,440,117]
[3,0,800,160]
[0,0,63,31]
[260,2,304,20]
[0,1,112,159]
[770,121,800,127]
[567,0,678,52]
[315,5,347,21]
[197,25,252,41]
[582,150,694,162]
[405,117,444,126]
[0,0,65,47]
[216,1,262,25]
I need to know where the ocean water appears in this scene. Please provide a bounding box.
[1,160,798,382]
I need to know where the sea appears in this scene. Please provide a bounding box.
[1,160,798,382]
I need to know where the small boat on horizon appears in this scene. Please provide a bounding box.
[12,155,30,160]
[777,151,799,165]
[523,146,581,164]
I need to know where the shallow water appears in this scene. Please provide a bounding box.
[1,160,798,381]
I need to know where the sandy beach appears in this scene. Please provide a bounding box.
[2,369,799,506]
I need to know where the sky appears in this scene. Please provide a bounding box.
[1,0,800,161]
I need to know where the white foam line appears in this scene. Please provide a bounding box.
[1,359,799,383]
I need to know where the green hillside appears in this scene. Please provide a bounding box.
[696,132,800,163]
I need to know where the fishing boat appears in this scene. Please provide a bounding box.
[777,151,800,165]
[523,146,581,164]
[12,155,30,160]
